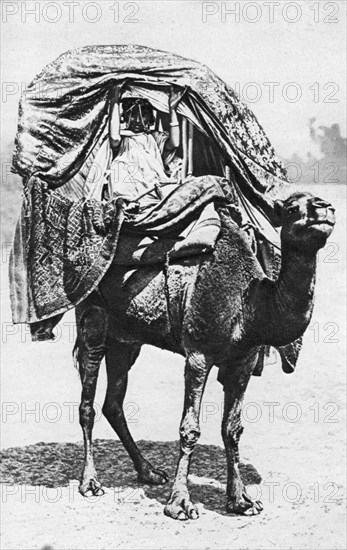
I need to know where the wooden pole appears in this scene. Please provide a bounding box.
[187,122,194,176]
[181,117,188,181]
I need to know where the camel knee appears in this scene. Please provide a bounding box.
[102,397,124,420]
[180,417,201,451]
[222,419,243,446]
[102,399,122,421]
[79,402,96,428]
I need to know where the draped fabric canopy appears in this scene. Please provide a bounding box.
[10,44,291,329]
[12,44,288,221]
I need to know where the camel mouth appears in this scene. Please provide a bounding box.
[307,220,335,228]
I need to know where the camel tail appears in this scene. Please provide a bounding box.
[72,340,81,376]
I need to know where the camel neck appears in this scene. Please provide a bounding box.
[253,242,317,347]
[277,244,317,302]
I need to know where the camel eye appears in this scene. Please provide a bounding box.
[287,204,299,214]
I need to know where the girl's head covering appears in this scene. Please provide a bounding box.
[121,97,155,127]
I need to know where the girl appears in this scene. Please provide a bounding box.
[107,85,183,210]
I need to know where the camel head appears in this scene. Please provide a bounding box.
[273,192,335,253]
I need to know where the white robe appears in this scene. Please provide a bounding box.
[57,130,176,206]
[107,131,172,206]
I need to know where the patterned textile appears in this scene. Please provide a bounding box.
[9,179,124,322]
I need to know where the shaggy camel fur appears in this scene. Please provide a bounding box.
[74,192,335,520]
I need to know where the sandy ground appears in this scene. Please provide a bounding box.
[0,185,346,550]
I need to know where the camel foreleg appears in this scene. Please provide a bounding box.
[76,305,107,497]
[221,352,263,515]
[164,351,213,520]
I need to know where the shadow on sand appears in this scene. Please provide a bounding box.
[0,439,261,515]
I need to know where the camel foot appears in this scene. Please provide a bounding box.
[79,477,105,497]
[137,461,169,485]
[226,492,263,516]
[164,495,199,521]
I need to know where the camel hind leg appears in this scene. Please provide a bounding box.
[75,304,107,497]
[102,341,169,485]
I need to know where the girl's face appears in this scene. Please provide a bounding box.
[124,104,152,133]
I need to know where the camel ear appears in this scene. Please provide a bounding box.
[272,200,284,227]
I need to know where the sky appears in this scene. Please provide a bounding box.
[1,0,346,159]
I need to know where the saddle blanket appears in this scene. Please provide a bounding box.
[114,202,222,266]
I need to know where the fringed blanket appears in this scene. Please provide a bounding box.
[9,179,125,324]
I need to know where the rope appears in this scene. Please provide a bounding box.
[163,252,181,347]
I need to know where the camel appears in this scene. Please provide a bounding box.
[74,191,335,520]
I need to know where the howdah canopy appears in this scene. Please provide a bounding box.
[10,44,289,326]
